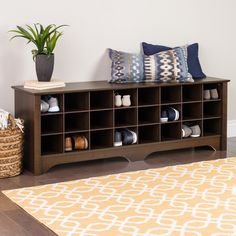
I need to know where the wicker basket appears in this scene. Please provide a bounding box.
[0,114,23,178]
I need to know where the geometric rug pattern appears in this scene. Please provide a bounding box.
[3,157,236,236]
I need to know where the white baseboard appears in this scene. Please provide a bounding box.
[228,120,236,137]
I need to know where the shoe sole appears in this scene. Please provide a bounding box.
[83,137,88,149]
[129,130,137,144]
[48,106,60,112]
[114,142,122,147]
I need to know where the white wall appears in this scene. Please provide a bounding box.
[0,0,236,122]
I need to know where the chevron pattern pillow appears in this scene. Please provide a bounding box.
[142,42,206,79]
[144,46,194,83]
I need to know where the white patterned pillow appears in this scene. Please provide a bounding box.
[144,46,194,83]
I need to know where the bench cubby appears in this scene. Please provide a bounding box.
[65,112,89,132]
[64,92,89,112]
[138,124,159,144]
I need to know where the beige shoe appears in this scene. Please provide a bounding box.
[65,137,72,152]
[204,90,211,100]
[122,95,131,107]
[210,89,219,99]
[115,94,122,107]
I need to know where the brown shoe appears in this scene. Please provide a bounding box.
[65,137,72,152]
[73,135,88,150]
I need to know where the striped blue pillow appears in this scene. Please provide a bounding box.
[108,49,145,83]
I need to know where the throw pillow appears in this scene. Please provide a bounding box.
[142,42,206,79]
[144,46,194,83]
[108,49,145,83]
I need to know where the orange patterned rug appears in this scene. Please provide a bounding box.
[3,157,236,236]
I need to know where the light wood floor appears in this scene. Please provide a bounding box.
[0,138,236,236]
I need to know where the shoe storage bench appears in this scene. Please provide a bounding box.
[12,77,229,175]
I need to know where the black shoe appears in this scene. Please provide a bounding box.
[114,130,122,147]
[120,129,137,145]
[160,110,168,123]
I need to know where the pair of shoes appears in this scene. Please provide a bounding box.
[114,129,137,146]
[160,107,180,122]
[182,124,201,138]
[204,89,219,100]
[65,135,88,151]
[41,96,60,113]
[115,94,131,107]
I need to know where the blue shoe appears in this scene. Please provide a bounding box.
[114,130,122,147]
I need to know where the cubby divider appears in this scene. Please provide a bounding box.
[41,115,63,135]
[91,110,113,130]
[91,129,113,150]
[65,112,89,132]
[138,87,159,106]
[90,90,113,110]
[138,106,159,125]
[115,108,137,127]
[161,122,181,141]
[203,118,221,136]
[41,134,63,155]
[204,101,221,118]
[64,92,89,112]
[161,86,181,104]
[182,84,202,102]
[139,125,159,144]
[182,102,202,121]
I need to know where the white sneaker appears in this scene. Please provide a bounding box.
[115,94,122,107]
[129,130,137,144]
[122,95,131,107]
[210,89,219,99]
[190,125,201,138]
[48,97,60,112]
[204,90,211,100]
[41,100,49,113]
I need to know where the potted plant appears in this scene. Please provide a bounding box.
[9,24,67,81]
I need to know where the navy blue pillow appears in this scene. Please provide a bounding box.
[142,42,206,79]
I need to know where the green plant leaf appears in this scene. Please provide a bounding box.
[34,24,39,35]
[16,26,35,42]
[9,23,68,59]
[48,31,63,54]
[26,24,37,39]
[39,24,44,34]
[10,35,31,41]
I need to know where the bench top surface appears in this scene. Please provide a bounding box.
[12,77,230,95]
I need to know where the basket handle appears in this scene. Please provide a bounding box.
[8,114,17,129]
